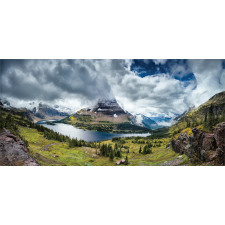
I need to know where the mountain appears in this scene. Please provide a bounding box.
[170,91,225,165]
[0,99,69,123]
[30,103,69,122]
[131,114,160,129]
[86,98,131,123]
[132,112,186,130]
[169,91,225,135]
[64,98,150,133]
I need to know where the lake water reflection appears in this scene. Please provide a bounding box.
[38,121,150,142]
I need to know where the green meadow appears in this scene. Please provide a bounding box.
[19,126,189,166]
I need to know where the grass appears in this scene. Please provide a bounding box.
[18,126,190,166]
[19,126,119,166]
[101,138,189,166]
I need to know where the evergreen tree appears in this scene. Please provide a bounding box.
[204,113,208,123]
[109,150,114,161]
[208,104,215,130]
[139,146,142,153]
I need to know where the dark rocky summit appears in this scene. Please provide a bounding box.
[0,129,39,166]
[91,99,127,116]
[171,122,225,165]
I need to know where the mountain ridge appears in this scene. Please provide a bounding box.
[0,99,69,123]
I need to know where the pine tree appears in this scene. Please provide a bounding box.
[109,150,114,161]
[204,113,208,123]
[139,146,142,153]
[208,104,215,130]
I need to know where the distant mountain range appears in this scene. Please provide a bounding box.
[30,103,69,122]
[131,114,159,129]
[0,100,69,122]
[0,97,188,131]
[1,91,225,135]
[1,96,209,132]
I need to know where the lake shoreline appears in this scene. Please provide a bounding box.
[37,120,151,142]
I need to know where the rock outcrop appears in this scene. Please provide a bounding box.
[213,123,225,164]
[171,122,225,165]
[0,129,39,166]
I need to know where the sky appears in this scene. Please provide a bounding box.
[1,59,225,118]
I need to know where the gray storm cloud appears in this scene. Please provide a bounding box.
[0,59,114,102]
[0,59,225,117]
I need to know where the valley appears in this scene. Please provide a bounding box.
[1,91,225,166]
[18,126,188,166]
[0,105,188,166]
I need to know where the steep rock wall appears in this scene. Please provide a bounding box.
[171,122,225,165]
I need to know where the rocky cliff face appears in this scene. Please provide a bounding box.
[91,99,127,116]
[0,129,39,166]
[74,98,131,124]
[171,122,225,165]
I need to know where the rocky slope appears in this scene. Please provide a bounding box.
[171,122,225,165]
[0,129,39,166]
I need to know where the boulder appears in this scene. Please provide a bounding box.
[171,133,189,155]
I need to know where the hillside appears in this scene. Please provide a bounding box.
[169,91,225,165]
[169,91,225,135]
[64,99,150,133]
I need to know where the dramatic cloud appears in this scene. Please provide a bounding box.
[0,59,114,111]
[188,59,225,107]
[0,59,225,117]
